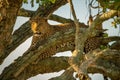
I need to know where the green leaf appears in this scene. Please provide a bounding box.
[115,0,120,2]
[49,0,56,3]
[103,33,108,37]
[23,0,28,3]
[100,45,107,50]
[36,0,39,3]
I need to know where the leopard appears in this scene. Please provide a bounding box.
[30,17,104,61]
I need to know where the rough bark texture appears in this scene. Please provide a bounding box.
[0,0,68,64]
[0,0,23,64]
[85,49,120,80]
[17,57,69,80]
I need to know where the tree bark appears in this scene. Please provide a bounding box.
[49,67,75,80]
[0,0,23,64]
[17,57,69,80]
[0,0,68,64]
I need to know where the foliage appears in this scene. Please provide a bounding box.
[23,0,28,4]
[40,0,56,6]
[103,33,108,37]
[23,0,56,7]
[111,17,120,28]
[100,45,108,50]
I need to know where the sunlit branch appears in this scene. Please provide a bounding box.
[68,0,90,79]
[51,49,120,80]
[87,10,118,38]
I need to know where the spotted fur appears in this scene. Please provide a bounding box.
[84,37,101,53]
[30,18,103,60]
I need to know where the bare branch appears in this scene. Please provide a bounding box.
[49,14,88,28]
[102,36,120,44]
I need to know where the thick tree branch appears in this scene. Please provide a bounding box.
[4,15,87,64]
[86,10,118,39]
[1,15,87,69]
[49,67,75,80]
[18,8,88,28]
[0,0,23,64]
[49,14,73,23]
[31,0,67,18]
[49,49,120,80]
[68,2,119,78]
[17,57,69,80]
[77,9,119,79]
[102,36,120,44]
[84,49,120,80]
[1,26,120,79]
[0,0,68,64]
[1,22,120,80]
[4,21,32,60]
[5,21,87,61]
[18,8,34,17]
[68,0,90,79]
[110,41,120,50]
[0,24,76,79]
[49,14,88,28]
[19,0,68,18]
